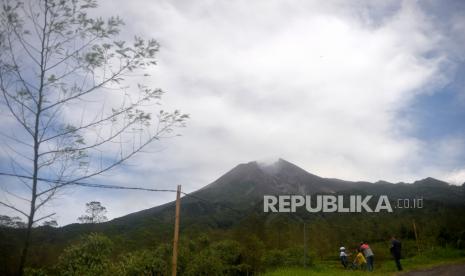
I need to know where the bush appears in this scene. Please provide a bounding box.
[262,246,313,269]
[185,248,224,276]
[263,249,286,268]
[181,239,252,275]
[24,268,47,276]
[56,233,113,276]
[211,240,249,274]
[113,250,167,276]
[240,235,264,273]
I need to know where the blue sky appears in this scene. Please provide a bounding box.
[403,0,465,148]
[1,0,465,225]
[413,0,465,142]
[405,64,465,143]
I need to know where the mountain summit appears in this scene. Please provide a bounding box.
[194,159,358,208]
[112,159,464,226]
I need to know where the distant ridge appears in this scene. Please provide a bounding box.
[109,159,464,225]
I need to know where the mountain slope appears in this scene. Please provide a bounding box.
[112,159,464,227]
[2,159,465,270]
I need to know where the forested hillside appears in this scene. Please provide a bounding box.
[1,160,465,275]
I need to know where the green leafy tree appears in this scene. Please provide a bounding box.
[56,233,112,276]
[239,234,265,274]
[0,215,26,228]
[262,249,286,268]
[185,248,224,276]
[41,219,57,227]
[0,0,188,274]
[113,250,167,276]
[77,201,107,224]
[23,268,47,276]
[211,240,247,274]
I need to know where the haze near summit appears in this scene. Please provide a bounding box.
[1,0,465,225]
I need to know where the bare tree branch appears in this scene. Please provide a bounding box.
[41,63,131,112]
[0,201,29,218]
[33,212,55,224]
[0,1,188,274]
[39,92,156,145]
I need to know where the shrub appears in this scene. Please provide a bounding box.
[263,249,286,268]
[113,250,167,276]
[56,233,113,276]
[24,268,47,276]
[262,246,314,269]
[185,248,224,276]
[211,240,248,274]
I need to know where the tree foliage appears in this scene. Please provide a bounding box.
[77,201,107,224]
[0,205,463,275]
[0,0,188,273]
[41,220,57,227]
[113,249,167,276]
[56,233,113,276]
[0,215,26,228]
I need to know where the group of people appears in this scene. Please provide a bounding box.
[339,241,375,271]
[339,236,403,272]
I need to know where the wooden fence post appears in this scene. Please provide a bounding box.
[413,220,420,253]
[172,185,181,276]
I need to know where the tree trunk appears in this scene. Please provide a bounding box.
[18,2,47,272]
[18,213,34,276]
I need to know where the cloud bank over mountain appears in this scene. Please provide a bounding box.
[1,0,464,225]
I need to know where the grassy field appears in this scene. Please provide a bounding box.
[264,248,465,276]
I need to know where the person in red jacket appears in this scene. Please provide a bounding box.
[360,242,374,271]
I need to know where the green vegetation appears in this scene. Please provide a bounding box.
[0,0,188,273]
[17,232,465,275]
[1,174,464,275]
[22,233,252,275]
[265,247,465,275]
[3,206,463,275]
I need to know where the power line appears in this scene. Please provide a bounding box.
[0,171,243,214]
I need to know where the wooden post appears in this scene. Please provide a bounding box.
[303,222,307,268]
[413,220,420,253]
[172,185,181,276]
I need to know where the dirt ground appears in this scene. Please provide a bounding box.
[401,263,465,276]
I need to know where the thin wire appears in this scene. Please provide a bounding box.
[0,171,243,214]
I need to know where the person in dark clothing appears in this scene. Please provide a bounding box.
[390,236,403,271]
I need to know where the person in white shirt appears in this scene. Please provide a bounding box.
[339,246,349,268]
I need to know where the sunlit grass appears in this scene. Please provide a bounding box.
[264,248,465,276]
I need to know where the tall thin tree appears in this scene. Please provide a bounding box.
[77,201,107,224]
[0,0,188,274]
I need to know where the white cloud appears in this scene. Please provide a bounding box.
[444,169,465,185]
[2,0,465,225]
[133,0,447,181]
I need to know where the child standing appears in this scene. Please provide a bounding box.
[353,249,367,270]
[339,246,349,268]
